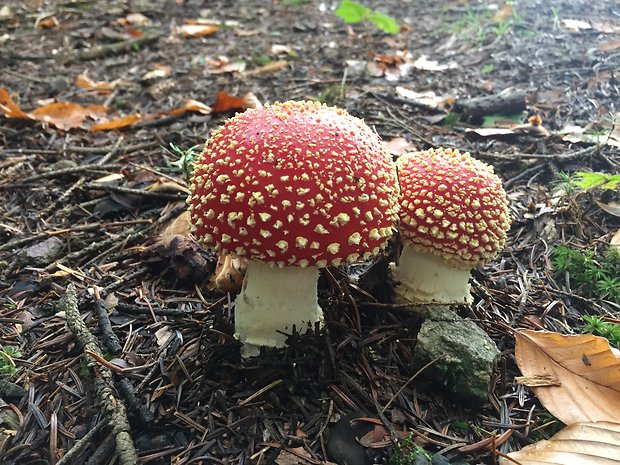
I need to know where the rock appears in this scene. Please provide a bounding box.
[413,306,499,403]
[18,237,64,266]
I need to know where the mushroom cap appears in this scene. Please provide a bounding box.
[189,100,399,268]
[396,147,511,269]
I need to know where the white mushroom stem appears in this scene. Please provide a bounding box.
[234,260,324,357]
[392,244,473,305]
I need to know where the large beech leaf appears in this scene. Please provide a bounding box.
[501,421,620,464]
[514,330,620,424]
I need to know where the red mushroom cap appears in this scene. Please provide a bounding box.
[397,148,510,269]
[189,100,398,268]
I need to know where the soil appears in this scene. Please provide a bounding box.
[1,0,619,464]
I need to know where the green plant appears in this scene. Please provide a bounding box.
[0,346,22,375]
[582,316,620,348]
[335,0,400,35]
[162,143,201,180]
[480,63,494,75]
[388,433,431,465]
[552,246,620,303]
[317,84,346,106]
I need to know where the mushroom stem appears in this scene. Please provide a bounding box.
[392,244,473,305]
[234,260,324,357]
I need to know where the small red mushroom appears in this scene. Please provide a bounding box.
[189,100,399,355]
[393,147,511,304]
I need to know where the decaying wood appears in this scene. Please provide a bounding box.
[59,284,138,465]
[455,89,529,118]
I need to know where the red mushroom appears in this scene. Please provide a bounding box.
[189,101,399,355]
[393,147,511,304]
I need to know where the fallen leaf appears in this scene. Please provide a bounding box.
[514,329,620,424]
[611,229,620,247]
[141,64,172,81]
[90,114,142,131]
[0,88,32,119]
[31,102,106,130]
[75,73,115,94]
[117,12,150,26]
[242,92,262,109]
[595,200,620,218]
[385,137,415,156]
[395,86,449,109]
[212,91,245,113]
[598,38,620,52]
[500,421,620,465]
[561,19,592,31]
[412,55,457,71]
[178,23,218,37]
[37,16,59,29]
[205,56,246,74]
[169,99,212,116]
[492,2,513,22]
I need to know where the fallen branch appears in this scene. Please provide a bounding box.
[59,284,138,465]
[62,31,160,63]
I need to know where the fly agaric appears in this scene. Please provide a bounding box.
[189,100,399,356]
[393,147,511,304]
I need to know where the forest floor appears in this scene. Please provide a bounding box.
[1,0,619,464]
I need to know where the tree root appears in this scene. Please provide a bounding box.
[59,284,139,465]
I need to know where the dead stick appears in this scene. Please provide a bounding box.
[63,32,160,63]
[60,284,138,465]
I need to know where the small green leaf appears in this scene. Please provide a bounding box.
[480,63,494,75]
[335,0,371,23]
[572,172,620,190]
[367,11,400,34]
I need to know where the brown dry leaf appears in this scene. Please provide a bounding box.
[595,200,620,218]
[385,137,415,157]
[117,12,150,26]
[598,38,620,52]
[142,64,172,81]
[493,2,513,22]
[611,228,620,247]
[274,447,328,465]
[243,60,288,77]
[500,421,620,465]
[90,114,142,131]
[514,329,620,424]
[0,88,32,119]
[242,92,262,109]
[159,211,191,247]
[169,99,212,116]
[75,73,115,94]
[37,16,59,29]
[178,23,218,37]
[31,102,106,130]
[205,56,246,74]
[212,91,245,113]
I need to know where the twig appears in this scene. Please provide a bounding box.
[63,31,160,63]
[93,287,122,354]
[59,284,139,465]
[55,421,106,465]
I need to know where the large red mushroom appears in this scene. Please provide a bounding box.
[189,100,399,356]
[393,147,511,304]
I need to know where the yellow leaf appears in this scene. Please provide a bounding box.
[501,421,620,464]
[514,330,620,424]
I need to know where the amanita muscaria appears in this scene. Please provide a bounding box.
[188,100,399,356]
[393,147,511,304]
